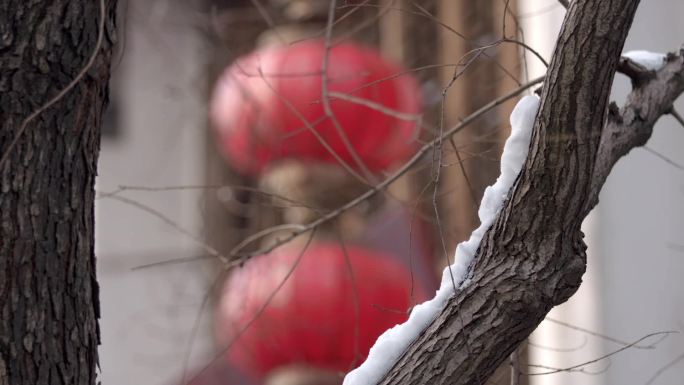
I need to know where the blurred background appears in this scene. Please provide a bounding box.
[94,1,684,384]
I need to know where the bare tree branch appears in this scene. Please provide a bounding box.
[642,146,684,170]
[526,331,675,376]
[645,350,684,385]
[670,107,684,128]
[231,77,542,262]
[377,2,683,384]
[543,316,657,349]
[590,46,684,203]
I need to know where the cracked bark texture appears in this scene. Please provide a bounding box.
[379,0,650,384]
[0,1,116,384]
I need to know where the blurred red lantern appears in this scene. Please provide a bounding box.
[209,40,422,176]
[216,241,429,381]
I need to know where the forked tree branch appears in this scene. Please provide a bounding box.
[590,48,684,204]
[377,1,684,384]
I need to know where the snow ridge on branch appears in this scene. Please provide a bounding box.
[343,96,540,385]
[590,45,684,207]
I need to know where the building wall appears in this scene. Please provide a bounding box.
[96,1,211,384]
[521,1,684,384]
[599,1,684,383]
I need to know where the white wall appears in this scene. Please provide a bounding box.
[598,1,684,383]
[96,1,213,384]
[521,1,684,384]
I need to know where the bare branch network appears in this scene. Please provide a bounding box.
[374,1,684,384]
[97,3,683,385]
[97,3,683,384]
[4,1,683,385]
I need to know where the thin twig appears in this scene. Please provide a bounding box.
[528,331,676,375]
[233,77,541,260]
[409,1,530,84]
[103,183,319,209]
[379,1,549,71]
[322,0,376,182]
[229,223,307,258]
[408,180,435,304]
[188,231,316,384]
[131,254,216,271]
[670,108,684,128]
[108,78,544,270]
[502,0,512,38]
[255,66,371,185]
[510,347,520,385]
[645,351,684,385]
[643,146,684,171]
[340,1,526,85]
[104,195,230,265]
[544,316,656,349]
[527,335,589,352]
[432,48,490,293]
[334,228,361,370]
[526,360,611,376]
[502,38,549,68]
[332,0,397,45]
[511,8,531,83]
[248,0,286,44]
[327,91,422,121]
[434,96,457,292]
[180,269,229,384]
[285,0,379,46]
[0,0,107,170]
[449,136,480,209]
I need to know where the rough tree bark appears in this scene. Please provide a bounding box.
[380,0,684,384]
[0,1,116,384]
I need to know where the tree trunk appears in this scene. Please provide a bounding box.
[0,1,116,384]
[379,0,684,384]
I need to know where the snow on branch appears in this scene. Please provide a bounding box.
[343,96,540,385]
[622,50,666,71]
[590,45,684,205]
[369,2,665,384]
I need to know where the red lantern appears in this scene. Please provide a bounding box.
[216,242,429,381]
[209,40,422,176]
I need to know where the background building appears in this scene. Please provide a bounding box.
[95,1,684,384]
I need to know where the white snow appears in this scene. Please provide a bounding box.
[343,95,540,385]
[623,50,666,71]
